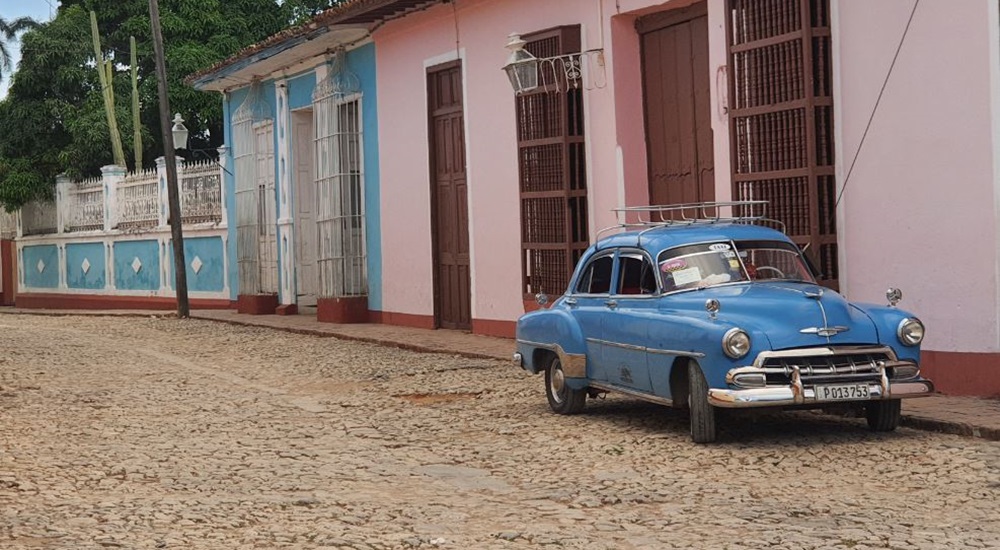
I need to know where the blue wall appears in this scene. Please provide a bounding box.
[113,240,160,290]
[287,71,316,110]
[22,245,59,289]
[66,242,106,290]
[352,42,383,312]
[167,236,226,292]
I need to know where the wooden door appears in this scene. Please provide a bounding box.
[639,3,715,206]
[293,110,318,307]
[428,62,471,330]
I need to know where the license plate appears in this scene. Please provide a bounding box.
[814,383,871,402]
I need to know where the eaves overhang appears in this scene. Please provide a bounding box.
[187,0,442,92]
[189,25,369,92]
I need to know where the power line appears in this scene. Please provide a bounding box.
[832,0,920,215]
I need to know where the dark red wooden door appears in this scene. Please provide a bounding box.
[639,3,715,206]
[428,62,471,330]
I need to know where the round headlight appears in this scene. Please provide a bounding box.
[723,328,751,359]
[897,317,925,346]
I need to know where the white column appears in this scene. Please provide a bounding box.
[275,79,295,306]
[55,174,71,234]
[155,156,168,227]
[101,165,125,232]
[217,145,230,228]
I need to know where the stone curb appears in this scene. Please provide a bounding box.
[900,414,1000,441]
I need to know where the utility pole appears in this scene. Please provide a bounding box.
[148,0,190,318]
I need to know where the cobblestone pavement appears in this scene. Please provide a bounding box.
[1,314,999,549]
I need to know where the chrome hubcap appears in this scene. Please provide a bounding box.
[549,362,566,403]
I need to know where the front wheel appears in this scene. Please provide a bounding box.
[688,362,718,443]
[544,354,586,414]
[866,399,901,432]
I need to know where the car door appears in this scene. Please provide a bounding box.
[602,250,657,393]
[566,251,615,382]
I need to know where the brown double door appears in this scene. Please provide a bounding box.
[639,2,715,206]
[428,62,471,330]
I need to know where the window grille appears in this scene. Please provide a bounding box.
[517,26,590,299]
[233,83,278,295]
[727,0,839,288]
[313,50,366,298]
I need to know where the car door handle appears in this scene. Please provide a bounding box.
[605,299,618,310]
[564,297,578,307]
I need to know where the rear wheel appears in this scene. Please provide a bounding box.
[688,362,717,443]
[866,399,901,432]
[544,354,586,415]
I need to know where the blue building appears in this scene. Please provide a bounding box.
[190,16,385,321]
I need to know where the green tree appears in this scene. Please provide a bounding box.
[0,0,295,210]
[0,16,39,82]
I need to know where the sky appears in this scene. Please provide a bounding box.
[0,0,58,98]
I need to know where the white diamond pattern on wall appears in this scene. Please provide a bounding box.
[191,256,203,275]
[81,258,91,274]
[36,259,45,273]
[131,257,142,274]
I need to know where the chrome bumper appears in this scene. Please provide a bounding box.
[708,379,935,408]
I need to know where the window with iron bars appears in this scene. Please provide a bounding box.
[314,93,366,297]
[517,25,590,299]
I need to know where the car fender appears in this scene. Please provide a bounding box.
[851,303,921,363]
[647,309,774,388]
[515,302,588,377]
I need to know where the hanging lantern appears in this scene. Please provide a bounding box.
[502,33,538,95]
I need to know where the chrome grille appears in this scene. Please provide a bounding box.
[760,352,890,385]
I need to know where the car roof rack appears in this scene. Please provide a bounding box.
[596,200,786,240]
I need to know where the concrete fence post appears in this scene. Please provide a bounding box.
[155,157,168,227]
[101,165,126,232]
[55,173,71,234]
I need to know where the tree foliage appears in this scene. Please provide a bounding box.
[0,16,40,82]
[0,0,312,210]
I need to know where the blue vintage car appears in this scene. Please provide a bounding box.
[514,203,934,443]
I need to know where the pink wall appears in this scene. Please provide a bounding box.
[375,0,734,325]
[834,0,1000,352]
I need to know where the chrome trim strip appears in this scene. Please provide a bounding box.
[515,339,587,378]
[708,379,934,408]
[586,337,705,358]
[589,381,674,407]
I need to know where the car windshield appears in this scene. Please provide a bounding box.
[657,240,815,292]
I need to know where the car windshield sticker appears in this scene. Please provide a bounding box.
[729,259,741,269]
[722,251,736,258]
[709,243,731,251]
[672,266,702,286]
[660,259,687,272]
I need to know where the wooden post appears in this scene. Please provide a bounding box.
[148,0,189,318]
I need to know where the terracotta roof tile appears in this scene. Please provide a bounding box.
[186,0,442,85]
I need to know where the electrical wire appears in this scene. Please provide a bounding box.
[832,0,920,216]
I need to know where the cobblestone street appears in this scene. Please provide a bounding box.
[1,314,999,549]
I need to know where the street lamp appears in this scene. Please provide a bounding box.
[171,113,189,151]
[501,33,538,95]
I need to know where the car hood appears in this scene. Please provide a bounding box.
[665,282,879,350]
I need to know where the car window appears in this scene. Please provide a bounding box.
[575,254,613,294]
[658,241,749,292]
[735,240,816,283]
[616,254,658,295]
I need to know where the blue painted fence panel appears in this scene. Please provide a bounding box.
[66,242,106,290]
[22,245,59,289]
[113,240,161,290]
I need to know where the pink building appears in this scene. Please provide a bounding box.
[364,0,1000,396]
